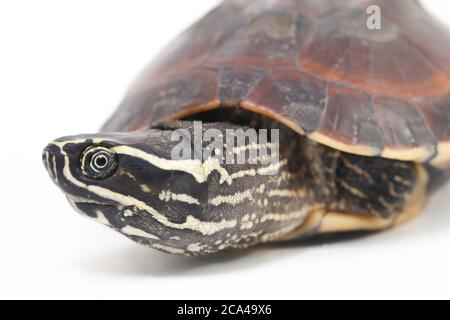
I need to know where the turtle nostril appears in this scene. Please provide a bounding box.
[42,145,57,179]
[42,150,47,164]
[42,149,49,169]
[42,145,53,165]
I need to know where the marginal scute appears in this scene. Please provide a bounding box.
[417,93,450,167]
[311,83,384,155]
[103,68,220,132]
[148,68,220,123]
[218,68,265,107]
[417,93,450,142]
[372,97,437,161]
[244,71,327,134]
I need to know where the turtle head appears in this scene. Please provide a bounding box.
[42,128,225,255]
[43,122,286,255]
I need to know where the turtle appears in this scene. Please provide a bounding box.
[43,0,450,256]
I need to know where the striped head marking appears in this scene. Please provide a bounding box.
[42,127,263,256]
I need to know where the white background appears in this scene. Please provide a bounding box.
[1,0,450,299]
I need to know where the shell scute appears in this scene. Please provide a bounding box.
[244,70,327,134]
[218,68,265,107]
[310,83,384,156]
[207,10,300,70]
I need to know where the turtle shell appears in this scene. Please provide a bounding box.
[102,0,450,168]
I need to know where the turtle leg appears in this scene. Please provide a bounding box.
[287,151,429,238]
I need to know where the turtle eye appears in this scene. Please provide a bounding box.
[81,146,117,179]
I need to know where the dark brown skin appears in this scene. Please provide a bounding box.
[102,0,450,169]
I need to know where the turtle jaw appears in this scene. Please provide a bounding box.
[65,194,124,228]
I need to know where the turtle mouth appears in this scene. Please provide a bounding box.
[66,194,114,206]
[65,195,148,230]
[65,194,123,227]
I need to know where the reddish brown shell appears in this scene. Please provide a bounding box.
[102,0,450,168]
